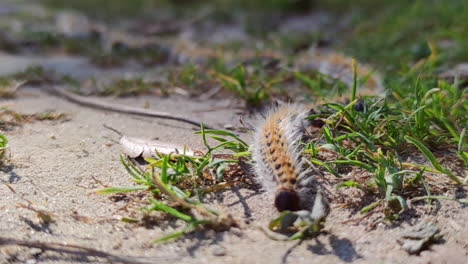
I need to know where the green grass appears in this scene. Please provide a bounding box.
[41,0,314,21]
[210,62,273,108]
[25,0,468,103]
[0,134,8,163]
[97,127,249,242]
[337,0,468,72]
[41,0,170,20]
[28,0,467,241]
[14,29,169,68]
[0,105,68,130]
[98,78,164,97]
[0,65,82,93]
[100,64,466,242]
[305,65,466,218]
[167,58,358,108]
[37,0,468,69]
[0,78,23,98]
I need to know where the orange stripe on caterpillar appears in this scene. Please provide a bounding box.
[251,105,310,211]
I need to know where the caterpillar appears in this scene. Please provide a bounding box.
[170,43,384,212]
[251,104,313,212]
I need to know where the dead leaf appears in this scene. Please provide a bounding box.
[120,136,200,158]
[397,222,442,254]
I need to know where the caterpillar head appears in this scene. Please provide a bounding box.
[274,189,301,212]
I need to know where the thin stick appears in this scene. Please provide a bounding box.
[340,210,378,224]
[48,86,214,129]
[103,124,123,136]
[0,237,168,264]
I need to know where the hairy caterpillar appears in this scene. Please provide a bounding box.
[251,104,313,212]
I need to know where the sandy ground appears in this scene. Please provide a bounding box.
[0,2,466,261]
[0,85,467,264]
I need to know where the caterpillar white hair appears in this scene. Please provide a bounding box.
[251,104,314,212]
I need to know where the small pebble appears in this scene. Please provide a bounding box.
[211,245,226,256]
[223,124,235,130]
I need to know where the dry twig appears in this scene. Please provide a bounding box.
[0,237,172,264]
[48,86,214,129]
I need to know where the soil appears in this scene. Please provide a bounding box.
[0,82,466,264]
[0,1,467,264]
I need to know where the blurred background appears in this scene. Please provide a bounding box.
[0,0,467,103]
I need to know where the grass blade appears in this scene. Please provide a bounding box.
[149,199,193,222]
[405,136,462,184]
[351,58,357,101]
[311,158,340,177]
[360,200,382,214]
[96,186,148,193]
[328,160,375,172]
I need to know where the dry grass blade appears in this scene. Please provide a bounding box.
[0,80,25,98]
[0,237,169,264]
